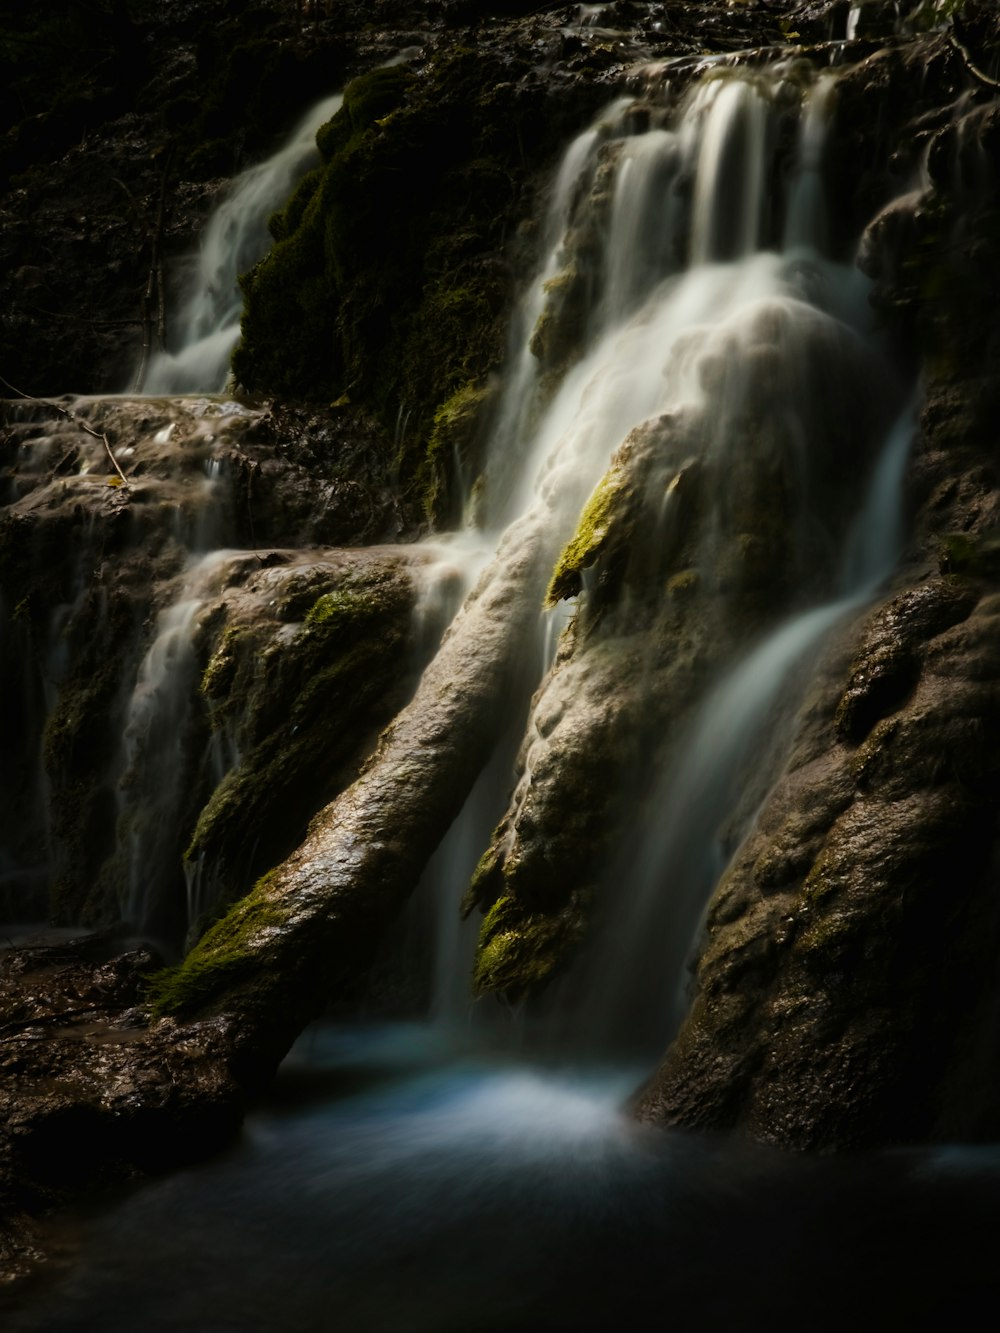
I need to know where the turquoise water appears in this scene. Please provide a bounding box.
[10,1020,1000,1331]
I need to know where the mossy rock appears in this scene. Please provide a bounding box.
[545,454,633,607]
[234,44,584,503]
[938,531,1000,578]
[416,380,494,528]
[185,566,418,926]
[147,869,292,1018]
[471,892,585,1000]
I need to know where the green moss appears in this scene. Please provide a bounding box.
[471,891,586,999]
[233,43,582,496]
[529,268,590,372]
[200,625,244,699]
[304,586,384,630]
[147,870,290,1017]
[545,463,630,607]
[416,380,492,527]
[186,635,392,858]
[938,532,1000,578]
[667,568,699,601]
[472,895,560,996]
[268,166,323,244]
[317,65,415,161]
[461,841,503,918]
[184,569,415,904]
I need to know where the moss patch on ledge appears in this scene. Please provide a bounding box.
[147,871,290,1018]
[471,892,586,1000]
[544,457,631,607]
[233,45,591,503]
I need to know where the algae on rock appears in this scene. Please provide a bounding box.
[185,553,422,933]
[234,47,597,515]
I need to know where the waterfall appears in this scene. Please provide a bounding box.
[7,30,985,1328]
[419,58,909,1047]
[117,549,239,938]
[0,58,912,1017]
[142,93,343,395]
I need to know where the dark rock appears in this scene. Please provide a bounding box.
[0,929,244,1281]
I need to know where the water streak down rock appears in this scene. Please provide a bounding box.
[151,512,555,1068]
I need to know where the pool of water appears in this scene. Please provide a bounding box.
[9,1021,1000,1331]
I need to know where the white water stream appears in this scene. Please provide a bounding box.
[415,64,907,1047]
[142,93,343,394]
[62,57,912,1025]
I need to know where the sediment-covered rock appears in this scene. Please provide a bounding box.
[636,572,1000,1148]
[0,395,427,937]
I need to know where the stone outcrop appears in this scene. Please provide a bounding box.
[633,5,1000,1148]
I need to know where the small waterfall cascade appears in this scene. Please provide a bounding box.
[0,57,912,1015]
[427,59,909,1048]
[10,30,1000,1329]
[142,93,343,395]
[0,395,257,932]
[117,548,238,938]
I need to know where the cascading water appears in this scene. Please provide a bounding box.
[7,45,976,1333]
[117,548,239,938]
[412,62,907,1056]
[109,92,344,939]
[141,93,343,395]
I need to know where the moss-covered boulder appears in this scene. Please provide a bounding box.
[184,552,422,934]
[637,579,1000,1149]
[233,46,600,501]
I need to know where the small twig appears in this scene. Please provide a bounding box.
[948,31,1000,91]
[0,373,131,489]
[0,1006,102,1038]
[111,175,137,209]
[26,303,143,328]
[96,428,130,489]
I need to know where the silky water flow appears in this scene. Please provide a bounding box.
[9,61,1000,1333]
[141,93,344,395]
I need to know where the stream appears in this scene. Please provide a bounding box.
[9,1017,1000,1331]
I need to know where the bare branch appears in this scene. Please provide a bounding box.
[0,372,130,489]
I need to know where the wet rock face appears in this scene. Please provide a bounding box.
[0,396,424,939]
[637,578,1000,1149]
[0,928,245,1283]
